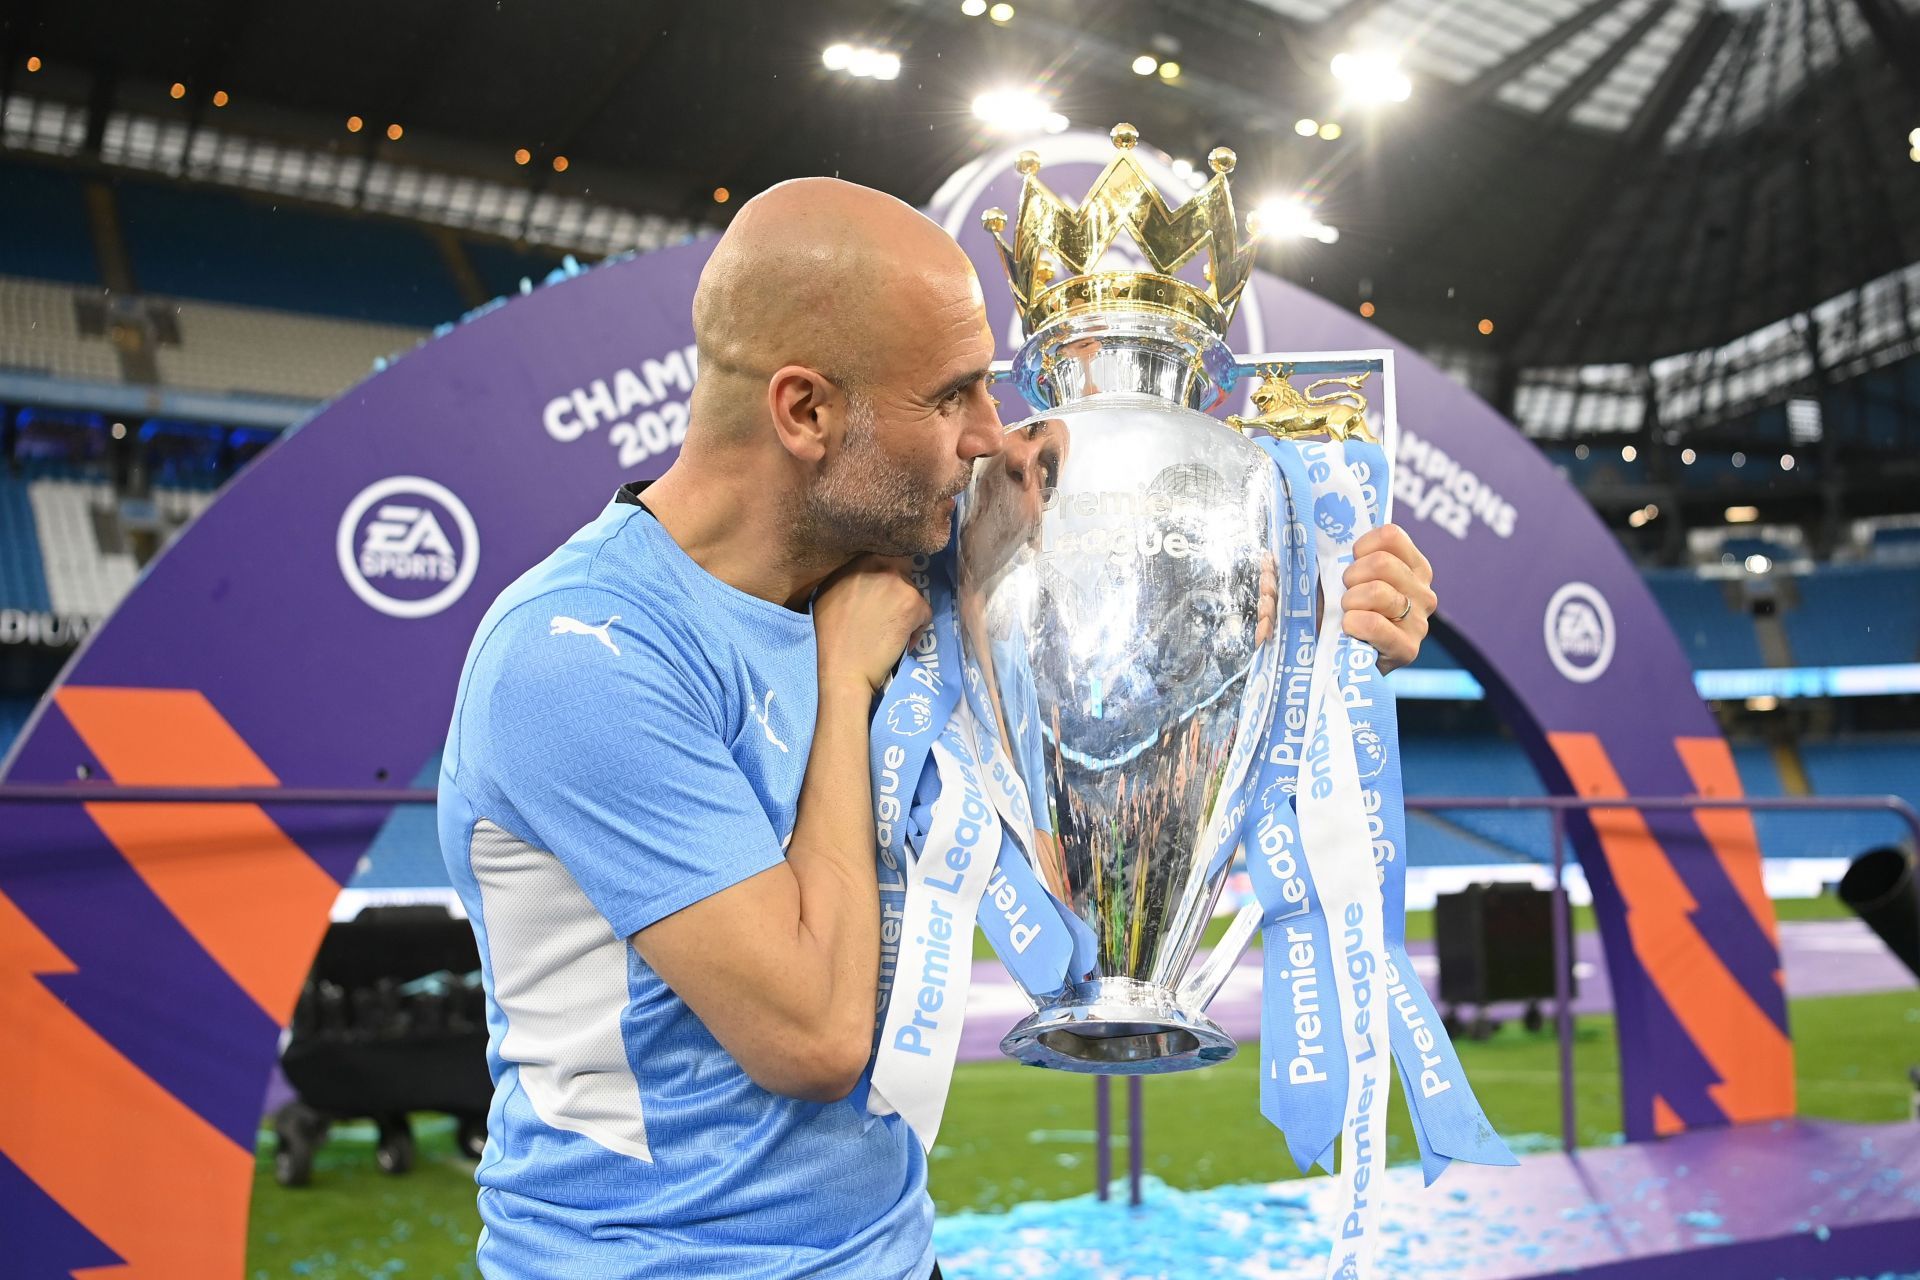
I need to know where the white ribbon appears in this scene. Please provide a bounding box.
[867,699,1002,1148]
[1293,438,1392,1280]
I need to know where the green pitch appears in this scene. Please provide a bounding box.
[245,899,1908,1278]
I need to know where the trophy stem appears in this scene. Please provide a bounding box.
[999,977,1237,1075]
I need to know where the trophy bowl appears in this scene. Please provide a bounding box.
[954,334,1283,1074]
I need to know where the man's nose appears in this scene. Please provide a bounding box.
[960,393,1005,462]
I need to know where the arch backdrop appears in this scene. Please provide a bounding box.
[0,136,1786,1274]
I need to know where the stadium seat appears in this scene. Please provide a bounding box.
[1643,570,1766,668]
[152,297,423,402]
[0,276,123,384]
[27,478,139,619]
[1781,565,1920,666]
[116,179,467,326]
[0,471,54,612]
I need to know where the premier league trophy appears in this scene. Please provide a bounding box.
[952,124,1373,1074]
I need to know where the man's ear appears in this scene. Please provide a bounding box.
[766,365,838,463]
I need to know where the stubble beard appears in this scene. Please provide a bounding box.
[792,392,963,560]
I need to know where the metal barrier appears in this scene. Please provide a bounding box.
[1,783,1915,1203]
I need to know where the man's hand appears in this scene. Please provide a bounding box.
[1340,523,1436,675]
[814,555,932,695]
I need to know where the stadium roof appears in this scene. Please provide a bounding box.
[4,0,1918,376]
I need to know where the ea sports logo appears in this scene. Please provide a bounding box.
[337,476,480,619]
[1543,581,1614,683]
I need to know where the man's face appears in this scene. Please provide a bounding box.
[807,266,1005,556]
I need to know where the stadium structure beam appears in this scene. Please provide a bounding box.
[1847,0,1920,105]
[1465,0,1627,104]
[1826,0,1917,360]
[1537,0,1677,128]
[1504,8,1739,369]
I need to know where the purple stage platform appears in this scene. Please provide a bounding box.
[931,1119,1920,1278]
[1388,1119,1920,1279]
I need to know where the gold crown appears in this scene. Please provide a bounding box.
[981,122,1261,339]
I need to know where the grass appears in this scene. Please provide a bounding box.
[247,983,1919,1275]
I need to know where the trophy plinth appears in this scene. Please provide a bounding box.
[1000,978,1236,1075]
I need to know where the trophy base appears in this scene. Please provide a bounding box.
[999,977,1238,1075]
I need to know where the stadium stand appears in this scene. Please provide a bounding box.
[1643,570,1766,668]
[1403,736,1554,864]
[0,470,53,612]
[116,179,466,326]
[1781,564,1920,666]
[1800,737,1920,851]
[28,477,138,618]
[0,275,122,383]
[461,238,567,300]
[0,695,37,758]
[0,166,98,285]
[152,297,421,402]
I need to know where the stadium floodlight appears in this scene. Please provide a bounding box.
[1170,157,1194,179]
[1780,453,1795,471]
[825,44,900,80]
[988,2,1014,21]
[961,0,987,13]
[1744,553,1772,574]
[1681,447,1697,464]
[1331,50,1412,104]
[1295,117,1319,136]
[1132,54,1159,75]
[1725,505,1759,522]
[1250,196,1338,244]
[971,90,1067,134]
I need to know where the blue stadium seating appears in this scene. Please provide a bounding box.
[0,472,54,612]
[1797,737,1920,856]
[116,180,465,326]
[1782,565,1920,666]
[1643,571,1765,668]
[0,696,39,758]
[1729,741,1835,861]
[462,239,566,301]
[0,165,98,284]
[1402,736,1553,864]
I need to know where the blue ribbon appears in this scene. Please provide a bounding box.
[1341,437,1515,1182]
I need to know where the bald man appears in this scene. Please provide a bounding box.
[437,177,1437,1279]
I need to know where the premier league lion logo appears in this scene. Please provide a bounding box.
[885,692,935,737]
[1334,1253,1362,1280]
[1352,721,1387,781]
[1314,493,1357,544]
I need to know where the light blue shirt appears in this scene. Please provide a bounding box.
[438,494,931,1279]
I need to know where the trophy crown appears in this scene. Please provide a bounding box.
[980,123,1261,340]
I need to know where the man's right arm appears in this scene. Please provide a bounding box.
[630,556,927,1102]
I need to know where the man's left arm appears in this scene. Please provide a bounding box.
[1338,523,1437,675]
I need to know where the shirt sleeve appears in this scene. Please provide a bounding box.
[464,590,787,939]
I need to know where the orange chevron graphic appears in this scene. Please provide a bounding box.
[0,887,251,1278]
[1549,732,1794,1126]
[54,687,342,1024]
[1672,735,1780,950]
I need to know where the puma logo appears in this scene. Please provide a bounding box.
[747,687,789,753]
[549,614,620,656]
